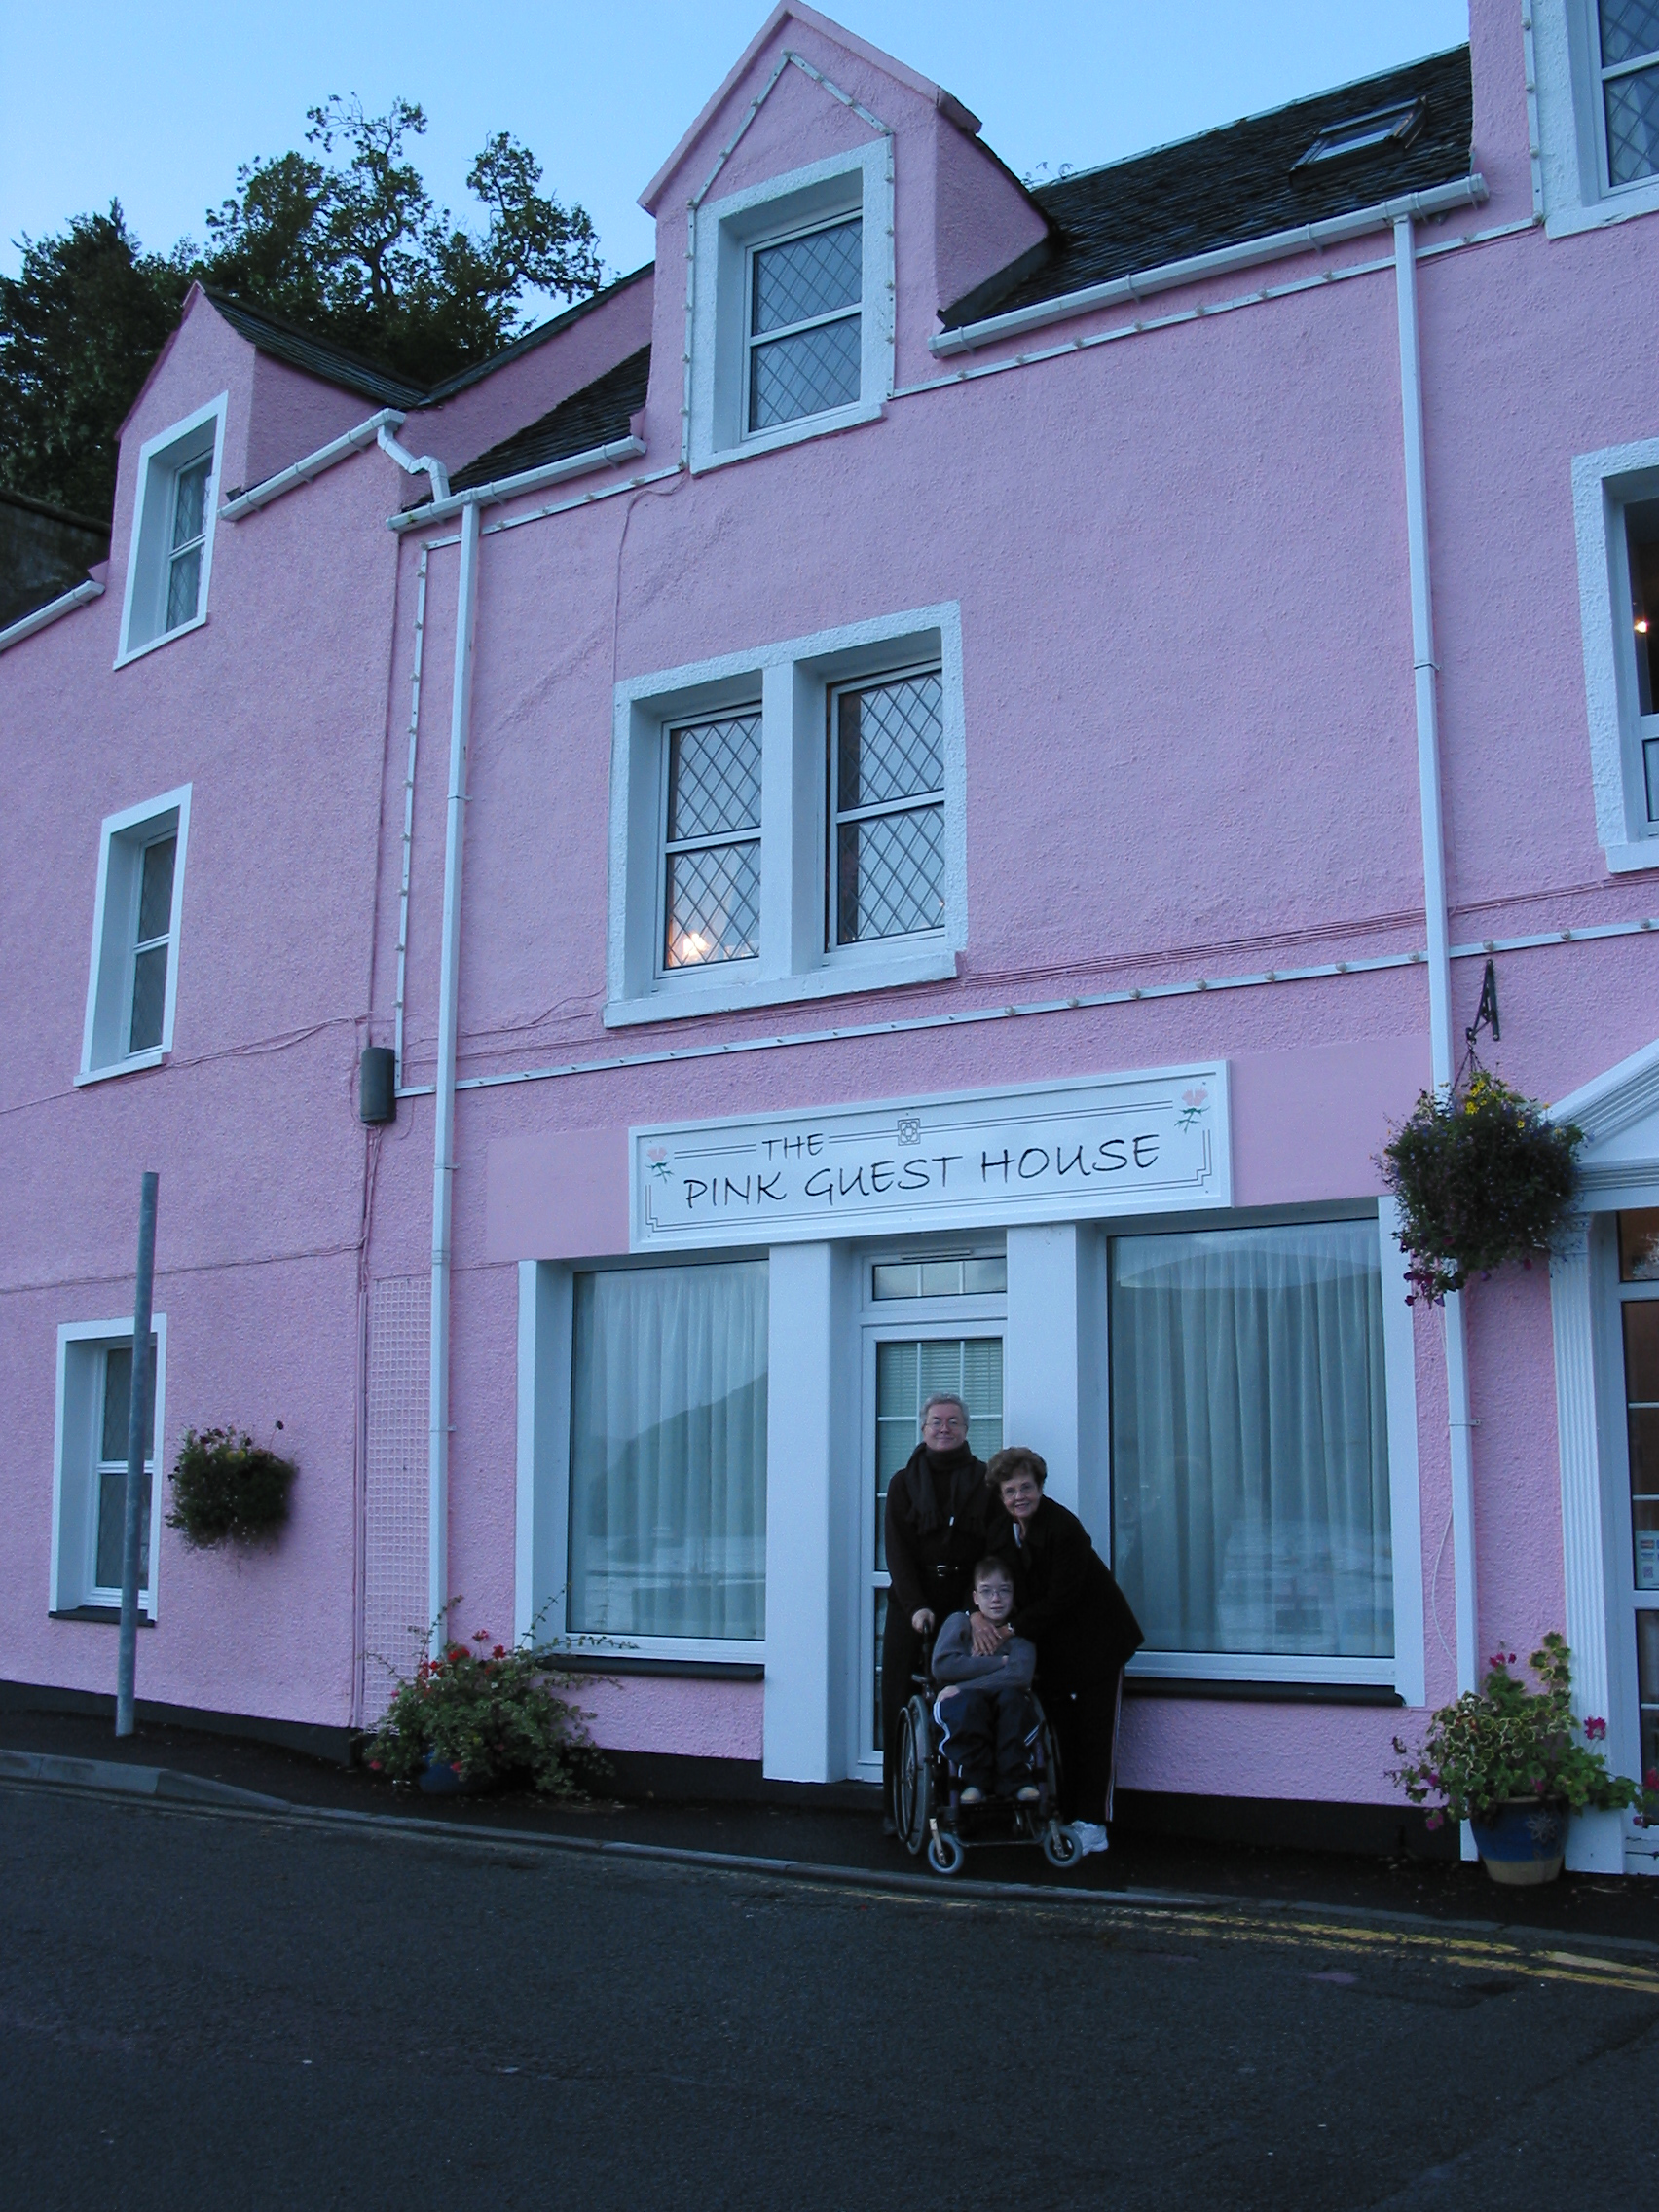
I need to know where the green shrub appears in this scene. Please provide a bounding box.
[1379,1070,1581,1304]
[166,1425,296,1546]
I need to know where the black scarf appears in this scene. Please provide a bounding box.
[894,1441,980,1537]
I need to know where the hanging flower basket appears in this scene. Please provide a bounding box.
[166,1424,296,1547]
[1379,1070,1582,1304]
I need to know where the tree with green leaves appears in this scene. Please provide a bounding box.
[0,97,604,522]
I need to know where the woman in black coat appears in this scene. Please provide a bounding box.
[982,1444,1142,1856]
[880,1392,990,1828]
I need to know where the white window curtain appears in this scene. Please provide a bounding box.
[1110,1222,1391,1659]
[570,1261,767,1640]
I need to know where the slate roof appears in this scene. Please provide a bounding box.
[203,291,427,408]
[941,45,1474,330]
[449,348,651,493]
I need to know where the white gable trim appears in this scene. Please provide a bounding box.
[1551,1032,1659,1202]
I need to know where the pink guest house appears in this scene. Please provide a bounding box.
[6,1,1659,1865]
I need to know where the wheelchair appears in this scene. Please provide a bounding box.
[892,1651,1079,1877]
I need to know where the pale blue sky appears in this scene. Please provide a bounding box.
[1,2,1469,296]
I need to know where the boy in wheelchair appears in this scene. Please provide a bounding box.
[931,1559,1040,1804]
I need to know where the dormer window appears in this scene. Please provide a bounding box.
[117,393,227,664]
[747,215,863,432]
[1291,97,1424,171]
[688,141,893,472]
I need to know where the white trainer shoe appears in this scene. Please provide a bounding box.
[1067,1821,1109,1856]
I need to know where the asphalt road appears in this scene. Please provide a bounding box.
[5,1783,1659,2212]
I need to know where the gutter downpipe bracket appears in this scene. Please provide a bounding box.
[933,174,1488,357]
[378,424,450,506]
[1395,215,1479,1862]
[387,435,647,534]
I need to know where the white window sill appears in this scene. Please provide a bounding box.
[605,945,958,1028]
[539,1637,764,1668]
[1128,1650,1397,1687]
[114,611,207,670]
[76,1049,166,1087]
[1604,839,1659,874]
[1546,175,1659,240]
[692,398,885,476]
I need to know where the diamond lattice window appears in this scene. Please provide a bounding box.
[663,713,762,969]
[747,217,863,433]
[1601,0,1659,185]
[830,672,945,945]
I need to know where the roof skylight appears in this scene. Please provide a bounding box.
[1292,97,1424,172]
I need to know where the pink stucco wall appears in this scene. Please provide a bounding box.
[4,1,1654,1809]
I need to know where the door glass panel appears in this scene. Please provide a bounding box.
[1620,1209,1659,1281]
[869,1335,1003,1753]
[1625,1304,1659,1590]
[1639,1612,1659,1786]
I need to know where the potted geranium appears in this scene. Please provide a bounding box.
[1391,1635,1649,1884]
[1379,1069,1582,1305]
[362,1616,602,1796]
[166,1423,296,1547]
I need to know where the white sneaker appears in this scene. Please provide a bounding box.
[1067,1821,1109,1856]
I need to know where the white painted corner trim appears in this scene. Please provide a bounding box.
[0,576,105,655]
[932,175,1489,355]
[220,408,406,519]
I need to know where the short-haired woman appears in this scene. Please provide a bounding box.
[980,1446,1143,1856]
[880,1391,991,1832]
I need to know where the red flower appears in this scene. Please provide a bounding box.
[493,1644,506,1659]
[1584,1716,1606,1740]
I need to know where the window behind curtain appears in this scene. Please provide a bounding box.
[569,1262,767,1639]
[1110,1222,1392,1659]
[95,1343,156,1593]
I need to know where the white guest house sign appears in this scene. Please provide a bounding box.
[631,1065,1230,1250]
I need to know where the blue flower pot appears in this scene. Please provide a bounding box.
[418,1751,475,1795]
[1468,1798,1568,1885]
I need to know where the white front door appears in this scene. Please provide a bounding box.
[853,1248,1007,1779]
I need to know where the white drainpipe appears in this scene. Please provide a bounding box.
[1394,215,1479,1711]
[427,496,481,1648]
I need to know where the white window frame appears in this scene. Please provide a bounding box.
[688,142,894,474]
[1534,1,1659,236]
[606,606,966,1026]
[1572,438,1659,872]
[1115,1205,1424,1700]
[115,393,227,666]
[78,784,192,1083]
[50,1314,167,1621]
[514,1258,769,1666]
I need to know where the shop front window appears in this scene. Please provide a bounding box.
[569,1261,767,1641]
[1110,1221,1393,1661]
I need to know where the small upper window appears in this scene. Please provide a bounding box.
[1292,98,1424,171]
[746,216,863,433]
[118,395,226,662]
[80,786,191,1081]
[1625,496,1659,825]
[1598,0,1659,186]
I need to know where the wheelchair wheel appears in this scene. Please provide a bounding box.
[1041,1819,1080,1868]
[894,1697,933,1857]
[927,1826,966,1876]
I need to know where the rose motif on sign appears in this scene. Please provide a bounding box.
[896,1116,922,1147]
[646,1145,672,1182]
[1176,1087,1208,1130]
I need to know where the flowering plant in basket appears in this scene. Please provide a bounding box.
[1390,1634,1652,1828]
[166,1424,296,1547]
[362,1612,601,1794]
[1378,1070,1581,1304]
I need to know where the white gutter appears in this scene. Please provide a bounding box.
[0,575,104,654]
[219,409,406,519]
[427,498,481,1652]
[378,424,450,506]
[1394,214,1479,1713]
[387,435,647,533]
[934,175,1489,356]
